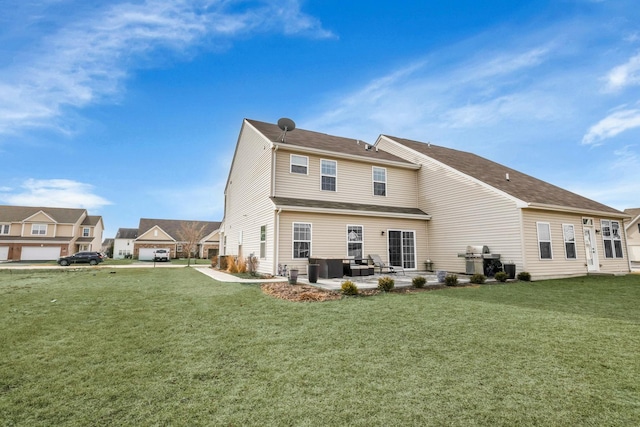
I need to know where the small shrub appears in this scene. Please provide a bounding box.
[494,271,508,282]
[517,271,532,281]
[470,273,486,284]
[227,256,239,273]
[236,257,248,274]
[378,276,395,292]
[341,280,359,296]
[444,274,458,286]
[219,256,228,271]
[412,275,427,288]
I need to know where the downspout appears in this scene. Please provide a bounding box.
[271,145,279,197]
[274,208,282,276]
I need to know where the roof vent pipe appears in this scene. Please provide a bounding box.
[506,173,510,181]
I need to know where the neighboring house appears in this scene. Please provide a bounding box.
[102,238,114,257]
[113,228,138,259]
[220,119,631,279]
[134,218,221,260]
[0,205,104,261]
[624,208,640,268]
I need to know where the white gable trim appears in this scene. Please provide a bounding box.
[625,214,640,231]
[377,135,528,208]
[136,225,176,241]
[525,203,632,219]
[23,210,58,223]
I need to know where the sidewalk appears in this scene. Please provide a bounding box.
[192,267,287,283]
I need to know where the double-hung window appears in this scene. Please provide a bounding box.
[293,223,311,259]
[321,159,337,191]
[31,224,47,235]
[0,224,9,235]
[82,227,90,237]
[260,225,266,259]
[290,155,308,175]
[347,225,363,259]
[373,167,386,196]
[536,222,552,259]
[601,219,623,258]
[562,224,577,259]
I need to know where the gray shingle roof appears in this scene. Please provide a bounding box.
[270,197,429,217]
[247,119,414,165]
[137,219,221,241]
[384,136,624,215]
[115,228,138,239]
[0,205,88,223]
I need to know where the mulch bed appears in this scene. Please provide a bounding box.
[260,282,478,302]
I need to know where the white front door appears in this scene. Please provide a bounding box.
[583,227,599,272]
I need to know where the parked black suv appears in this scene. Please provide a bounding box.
[57,251,105,266]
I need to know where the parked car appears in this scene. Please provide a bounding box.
[153,249,170,262]
[58,251,105,266]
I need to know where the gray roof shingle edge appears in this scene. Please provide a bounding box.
[247,119,414,165]
[270,197,429,217]
[384,136,624,216]
[137,219,221,241]
[0,205,88,223]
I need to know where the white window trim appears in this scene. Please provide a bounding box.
[320,159,337,192]
[260,225,266,259]
[82,227,91,237]
[536,222,553,260]
[0,224,9,235]
[31,224,47,236]
[601,219,624,259]
[372,166,387,197]
[290,154,309,175]
[292,222,312,259]
[346,225,364,258]
[562,223,577,260]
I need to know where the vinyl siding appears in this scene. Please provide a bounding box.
[521,209,629,279]
[276,211,428,273]
[274,149,418,208]
[57,224,74,237]
[377,137,523,274]
[223,121,277,274]
[626,217,640,262]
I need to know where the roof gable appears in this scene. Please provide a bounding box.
[0,205,87,223]
[137,218,222,241]
[382,136,623,216]
[246,119,414,165]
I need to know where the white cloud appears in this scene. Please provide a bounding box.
[0,0,333,136]
[604,53,640,92]
[0,179,112,210]
[581,108,640,145]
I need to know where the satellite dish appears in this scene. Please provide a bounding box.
[277,118,296,142]
[278,118,296,132]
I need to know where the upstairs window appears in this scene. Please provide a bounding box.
[0,224,9,235]
[290,155,308,175]
[373,167,386,196]
[601,219,623,258]
[31,224,47,235]
[82,227,90,237]
[321,159,337,191]
[562,224,577,259]
[536,222,552,259]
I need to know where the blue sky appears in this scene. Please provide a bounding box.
[1,0,639,239]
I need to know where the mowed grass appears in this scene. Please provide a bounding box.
[1,269,639,426]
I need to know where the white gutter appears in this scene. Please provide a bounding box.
[273,204,431,220]
[271,145,278,197]
[524,203,632,218]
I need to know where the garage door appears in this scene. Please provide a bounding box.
[21,246,61,261]
[0,246,8,261]
[138,248,170,261]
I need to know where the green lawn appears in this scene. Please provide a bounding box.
[1,269,638,426]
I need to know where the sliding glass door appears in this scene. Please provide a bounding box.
[388,230,416,269]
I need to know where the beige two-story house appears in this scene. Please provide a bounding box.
[0,205,104,261]
[221,119,631,280]
[222,119,430,276]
